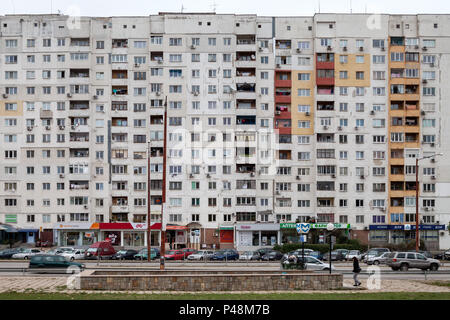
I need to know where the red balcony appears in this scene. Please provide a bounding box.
[275,79,292,87]
[316,77,335,86]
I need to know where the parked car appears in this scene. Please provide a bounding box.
[61,249,86,261]
[367,252,391,265]
[363,248,390,263]
[323,251,345,261]
[335,249,350,259]
[308,251,324,260]
[292,249,314,256]
[261,250,284,261]
[180,248,196,259]
[164,250,185,260]
[345,250,362,261]
[11,248,43,260]
[187,250,215,261]
[46,249,64,255]
[134,248,160,260]
[84,241,116,260]
[28,255,85,274]
[407,250,434,259]
[112,249,138,260]
[239,251,262,261]
[35,240,53,247]
[386,252,441,271]
[255,248,272,257]
[283,256,336,271]
[0,248,21,259]
[58,247,76,253]
[434,250,450,260]
[210,249,239,261]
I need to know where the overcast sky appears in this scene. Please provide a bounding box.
[2,0,450,16]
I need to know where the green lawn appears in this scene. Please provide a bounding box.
[0,291,449,300]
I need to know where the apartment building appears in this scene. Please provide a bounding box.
[0,13,449,251]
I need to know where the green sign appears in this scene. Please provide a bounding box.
[5,214,17,223]
[281,223,351,229]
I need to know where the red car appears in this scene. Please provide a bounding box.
[164,250,185,260]
[181,248,196,258]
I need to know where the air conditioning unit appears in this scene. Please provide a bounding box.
[343,46,347,51]
[337,126,342,131]
[59,125,65,130]
[258,47,263,52]
[430,62,435,67]
[422,79,428,84]
[192,91,199,96]
[305,112,310,116]
[331,174,336,178]
[59,174,65,178]
[380,207,386,212]
[71,125,76,130]
[415,45,420,49]
[296,176,301,180]
[213,232,219,237]
[276,63,281,68]
[67,93,72,98]
[250,172,255,177]
[381,47,385,51]
[360,175,365,179]
[157,59,163,64]
[421,110,426,115]
[27,126,33,131]
[206,174,211,178]
[189,174,194,179]
[424,207,430,211]
[296,48,302,53]
[275,111,281,115]
[93,95,98,100]
[155,91,161,96]
[2,94,8,98]
[45,125,51,130]
[370,110,375,115]
[359,46,364,51]
[430,143,435,147]
[84,205,88,209]
[327,45,332,51]
[134,63,140,67]
[422,46,428,51]
[355,126,359,130]
[323,125,328,130]
[431,158,436,163]
[190,45,196,49]
[276,191,280,195]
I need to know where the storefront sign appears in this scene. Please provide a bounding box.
[99,223,162,230]
[236,224,280,231]
[281,223,351,229]
[296,223,311,234]
[369,224,446,231]
[5,215,17,224]
[53,223,99,230]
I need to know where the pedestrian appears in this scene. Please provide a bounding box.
[352,256,362,286]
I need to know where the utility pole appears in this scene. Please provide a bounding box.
[147,141,151,262]
[160,97,168,270]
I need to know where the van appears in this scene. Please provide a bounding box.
[85,241,116,260]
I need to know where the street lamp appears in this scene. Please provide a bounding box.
[415,153,443,252]
[326,223,335,274]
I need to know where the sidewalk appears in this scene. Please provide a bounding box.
[0,277,448,294]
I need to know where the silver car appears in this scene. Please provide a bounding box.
[187,250,215,260]
[386,252,441,271]
[367,252,390,265]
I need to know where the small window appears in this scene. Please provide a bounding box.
[287,26,291,30]
[258,25,261,28]
[207,22,211,26]
[123,25,127,29]
[396,24,400,29]
[329,24,333,29]
[236,23,240,27]
[198,22,202,26]
[308,26,312,31]
[434,23,438,28]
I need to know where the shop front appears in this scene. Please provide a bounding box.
[219,226,234,249]
[53,223,100,246]
[369,224,446,250]
[235,223,280,251]
[186,222,202,250]
[98,222,161,248]
[280,223,352,244]
[165,225,187,250]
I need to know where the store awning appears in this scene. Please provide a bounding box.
[219,226,234,230]
[19,229,39,233]
[0,224,18,233]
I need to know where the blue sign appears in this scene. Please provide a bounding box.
[296,223,311,234]
[299,235,307,243]
[369,224,446,231]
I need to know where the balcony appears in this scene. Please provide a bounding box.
[112,86,128,95]
[236,52,256,67]
[316,69,335,86]
[236,68,256,83]
[275,119,291,135]
[70,148,89,158]
[275,88,291,104]
[70,133,89,143]
[236,115,256,126]
[70,69,90,79]
[236,164,256,174]
[316,53,335,69]
[275,40,292,50]
[237,35,256,51]
[69,181,89,190]
[317,102,334,112]
[112,39,128,48]
[150,52,164,64]
[39,109,53,119]
[275,105,291,119]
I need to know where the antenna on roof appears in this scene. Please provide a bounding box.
[211,0,218,13]
[181,4,185,13]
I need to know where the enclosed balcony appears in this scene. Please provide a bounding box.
[70,69,90,78]
[278,134,292,144]
[111,101,128,111]
[275,40,291,49]
[275,88,291,104]
[111,213,128,223]
[390,37,404,46]
[112,39,128,48]
[236,164,256,173]
[70,148,89,158]
[317,133,335,143]
[237,35,256,45]
[277,150,292,160]
[112,86,128,95]
[236,52,256,61]
[236,100,256,110]
[150,147,163,157]
[150,115,164,125]
[236,68,256,77]
[317,181,335,191]
[112,70,128,79]
[317,102,334,111]
[112,117,128,127]
[112,197,128,206]
[151,52,163,62]
[70,38,90,47]
[316,69,335,86]
[70,132,89,142]
[275,71,292,87]
[316,53,334,69]
[70,101,89,110]
[69,181,89,190]
[236,115,256,125]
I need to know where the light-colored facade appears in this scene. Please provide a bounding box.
[0,13,449,251]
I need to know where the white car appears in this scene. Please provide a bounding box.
[283,256,336,271]
[187,250,215,260]
[61,249,86,261]
[11,248,43,260]
[367,252,390,265]
[346,250,362,261]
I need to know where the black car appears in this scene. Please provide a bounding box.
[112,249,138,260]
[261,250,284,261]
[0,248,20,259]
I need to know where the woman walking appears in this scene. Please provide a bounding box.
[352,256,362,286]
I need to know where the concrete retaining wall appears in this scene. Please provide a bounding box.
[79,270,343,291]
